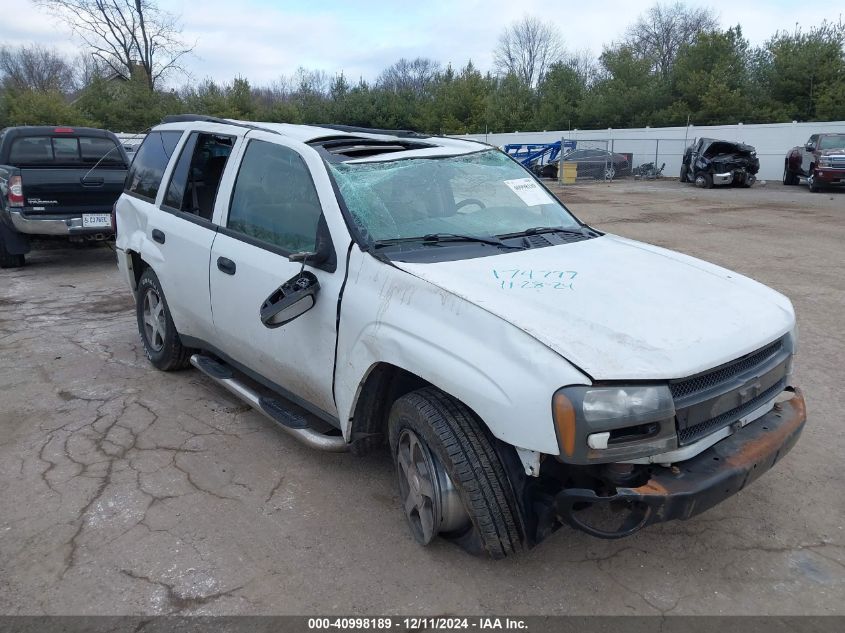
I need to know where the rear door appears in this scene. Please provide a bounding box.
[209,133,343,419]
[12,133,128,218]
[128,127,243,343]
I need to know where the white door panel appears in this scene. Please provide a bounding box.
[209,233,341,418]
[145,210,216,341]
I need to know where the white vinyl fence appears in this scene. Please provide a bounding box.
[458,120,845,181]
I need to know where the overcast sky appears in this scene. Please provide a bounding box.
[2,0,840,86]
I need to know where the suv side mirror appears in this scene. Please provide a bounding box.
[805,142,816,151]
[287,214,336,272]
[260,271,320,328]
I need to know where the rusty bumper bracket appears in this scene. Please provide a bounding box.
[556,389,806,539]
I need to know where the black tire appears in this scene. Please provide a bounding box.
[0,231,26,268]
[388,387,523,559]
[679,165,688,183]
[694,171,713,189]
[783,164,798,186]
[135,267,192,371]
[0,239,25,268]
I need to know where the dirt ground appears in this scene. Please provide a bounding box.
[1,179,843,616]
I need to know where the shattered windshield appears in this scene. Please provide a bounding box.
[328,150,581,243]
[818,135,845,150]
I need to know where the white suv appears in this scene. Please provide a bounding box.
[115,115,805,557]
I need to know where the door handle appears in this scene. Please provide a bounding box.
[80,176,104,187]
[151,229,165,244]
[217,257,236,275]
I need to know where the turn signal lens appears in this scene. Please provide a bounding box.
[553,392,577,457]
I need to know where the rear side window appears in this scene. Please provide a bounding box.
[125,131,183,201]
[227,140,323,253]
[163,132,234,221]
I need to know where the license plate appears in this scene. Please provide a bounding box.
[82,213,111,228]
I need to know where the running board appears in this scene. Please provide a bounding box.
[190,354,348,452]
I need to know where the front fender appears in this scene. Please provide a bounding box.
[335,249,590,455]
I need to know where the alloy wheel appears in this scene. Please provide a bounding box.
[396,427,469,544]
[142,288,166,352]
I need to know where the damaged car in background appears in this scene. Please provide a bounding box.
[680,138,760,188]
[115,115,806,557]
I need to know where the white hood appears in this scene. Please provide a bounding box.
[394,234,794,380]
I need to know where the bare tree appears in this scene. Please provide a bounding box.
[494,16,564,87]
[626,2,719,76]
[565,49,599,87]
[0,45,76,92]
[33,0,193,89]
[377,58,441,95]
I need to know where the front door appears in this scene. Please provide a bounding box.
[802,135,818,175]
[209,135,343,419]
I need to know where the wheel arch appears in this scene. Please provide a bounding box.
[127,248,148,290]
[350,362,532,548]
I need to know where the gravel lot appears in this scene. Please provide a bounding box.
[1,180,843,615]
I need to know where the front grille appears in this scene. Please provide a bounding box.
[677,377,786,445]
[669,338,784,401]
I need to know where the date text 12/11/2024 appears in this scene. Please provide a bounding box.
[493,269,577,291]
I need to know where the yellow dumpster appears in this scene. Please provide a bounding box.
[561,161,577,184]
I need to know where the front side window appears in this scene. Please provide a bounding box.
[227,140,323,253]
[125,130,183,201]
[328,149,581,243]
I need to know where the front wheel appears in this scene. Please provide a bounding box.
[679,165,689,183]
[807,168,820,192]
[388,388,523,558]
[694,171,714,189]
[136,268,192,371]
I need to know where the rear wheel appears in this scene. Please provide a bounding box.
[0,239,25,268]
[136,268,192,371]
[783,164,799,186]
[388,387,523,558]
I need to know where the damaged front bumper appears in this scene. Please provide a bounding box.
[712,170,756,186]
[555,388,805,538]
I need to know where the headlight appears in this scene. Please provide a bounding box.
[553,385,677,464]
[820,157,832,166]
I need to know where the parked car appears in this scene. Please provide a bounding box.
[534,149,630,180]
[116,114,805,557]
[0,126,129,267]
[680,138,759,188]
[784,132,845,192]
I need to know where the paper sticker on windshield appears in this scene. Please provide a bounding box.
[504,178,554,206]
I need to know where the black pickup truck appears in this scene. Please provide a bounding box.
[0,126,129,267]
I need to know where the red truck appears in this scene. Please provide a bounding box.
[783,132,845,192]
